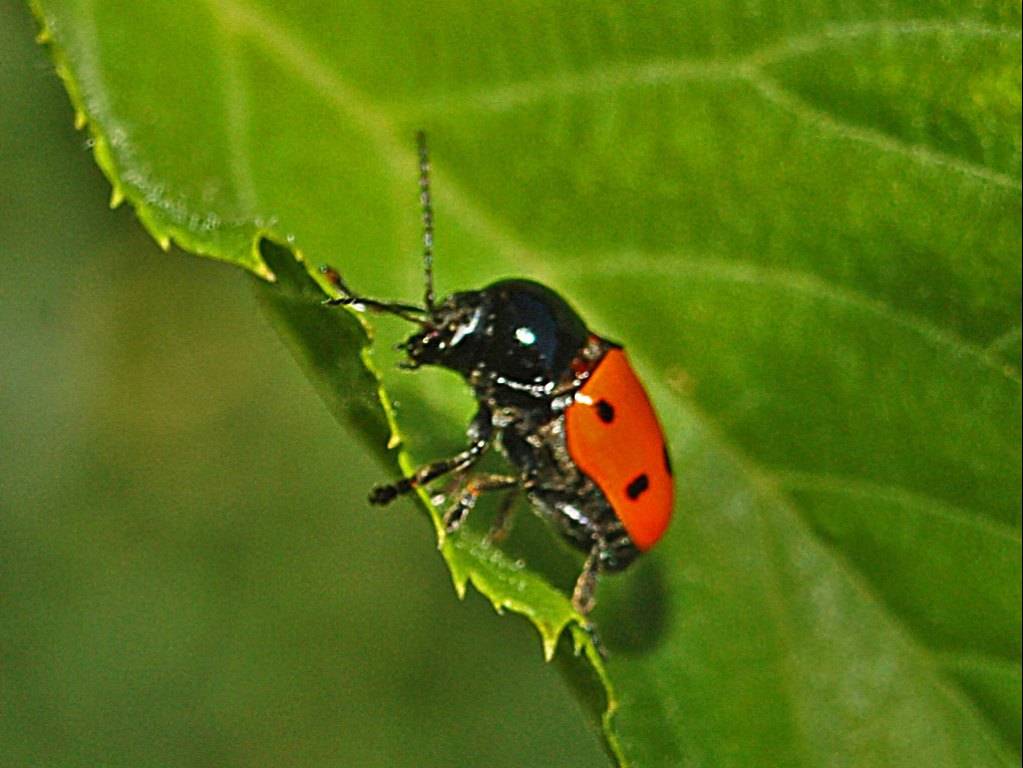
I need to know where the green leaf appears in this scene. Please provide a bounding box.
[32,1,1021,765]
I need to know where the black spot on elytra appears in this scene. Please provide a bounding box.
[596,399,615,424]
[663,445,673,476]
[625,473,649,500]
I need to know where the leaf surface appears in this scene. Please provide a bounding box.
[33,1,1022,764]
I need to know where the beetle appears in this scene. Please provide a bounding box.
[325,132,673,625]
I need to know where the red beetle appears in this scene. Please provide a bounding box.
[326,133,673,626]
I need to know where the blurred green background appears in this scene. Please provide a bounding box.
[6,0,1021,764]
[0,4,607,765]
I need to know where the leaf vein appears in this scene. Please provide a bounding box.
[216,22,258,212]
[744,72,1018,190]
[988,326,1023,356]
[774,469,1021,541]
[588,254,1022,385]
[399,18,1018,189]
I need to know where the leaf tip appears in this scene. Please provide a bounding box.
[254,259,277,282]
[541,632,559,662]
[451,572,469,600]
[250,235,286,282]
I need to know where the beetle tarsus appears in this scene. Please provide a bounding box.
[369,482,404,506]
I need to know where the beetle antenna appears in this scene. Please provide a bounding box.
[320,265,427,323]
[417,130,436,313]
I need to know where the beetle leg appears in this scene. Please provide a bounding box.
[572,545,602,616]
[573,545,610,658]
[369,406,493,506]
[444,474,520,533]
[583,621,608,660]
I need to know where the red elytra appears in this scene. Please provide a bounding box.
[566,348,673,551]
